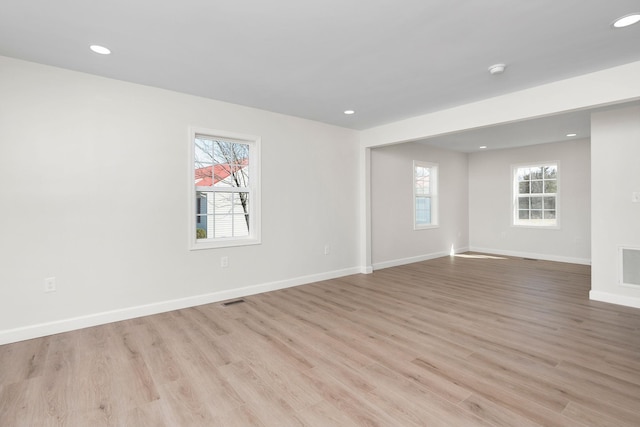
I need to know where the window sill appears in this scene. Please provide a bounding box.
[414,224,440,230]
[511,223,560,230]
[189,236,261,251]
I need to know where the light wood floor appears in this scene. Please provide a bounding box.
[2,254,640,426]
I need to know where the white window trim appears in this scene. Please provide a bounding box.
[413,160,439,230]
[188,126,261,250]
[511,161,560,229]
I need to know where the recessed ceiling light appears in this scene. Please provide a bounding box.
[488,64,506,75]
[566,133,577,137]
[344,110,355,115]
[90,45,111,55]
[612,13,640,28]
[479,145,487,149]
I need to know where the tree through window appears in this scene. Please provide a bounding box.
[190,128,260,249]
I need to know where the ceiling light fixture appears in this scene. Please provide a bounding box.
[566,133,577,137]
[344,110,355,115]
[612,13,640,28]
[90,45,111,55]
[479,145,487,149]
[488,64,506,75]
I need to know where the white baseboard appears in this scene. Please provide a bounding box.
[589,291,640,309]
[360,265,373,274]
[372,247,470,271]
[0,266,361,345]
[468,246,591,266]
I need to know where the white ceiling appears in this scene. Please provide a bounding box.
[420,110,592,153]
[2,1,639,148]
[420,99,640,152]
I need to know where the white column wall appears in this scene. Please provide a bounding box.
[590,105,640,308]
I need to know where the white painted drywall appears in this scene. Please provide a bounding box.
[370,143,468,268]
[0,56,361,342]
[468,140,591,264]
[360,60,640,148]
[590,105,640,308]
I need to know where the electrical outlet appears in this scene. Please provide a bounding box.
[44,277,56,293]
[220,256,229,268]
[324,244,330,255]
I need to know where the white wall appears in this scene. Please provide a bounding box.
[468,140,591,264]
[370,143,468,268]
[590,105,640,308]
[360,61,640,148]
[0,56,361,343]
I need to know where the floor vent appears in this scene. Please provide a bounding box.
[621,247,640,286]
[222,298,246,307]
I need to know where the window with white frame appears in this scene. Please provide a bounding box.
[513,163,558,227]
[190,127,260,250]
[414,161,438,229]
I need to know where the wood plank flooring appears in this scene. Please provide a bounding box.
[2,254,640,426]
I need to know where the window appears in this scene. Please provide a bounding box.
[513,162,558,227]
[414,161,438,229]
[189,127,261,249]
